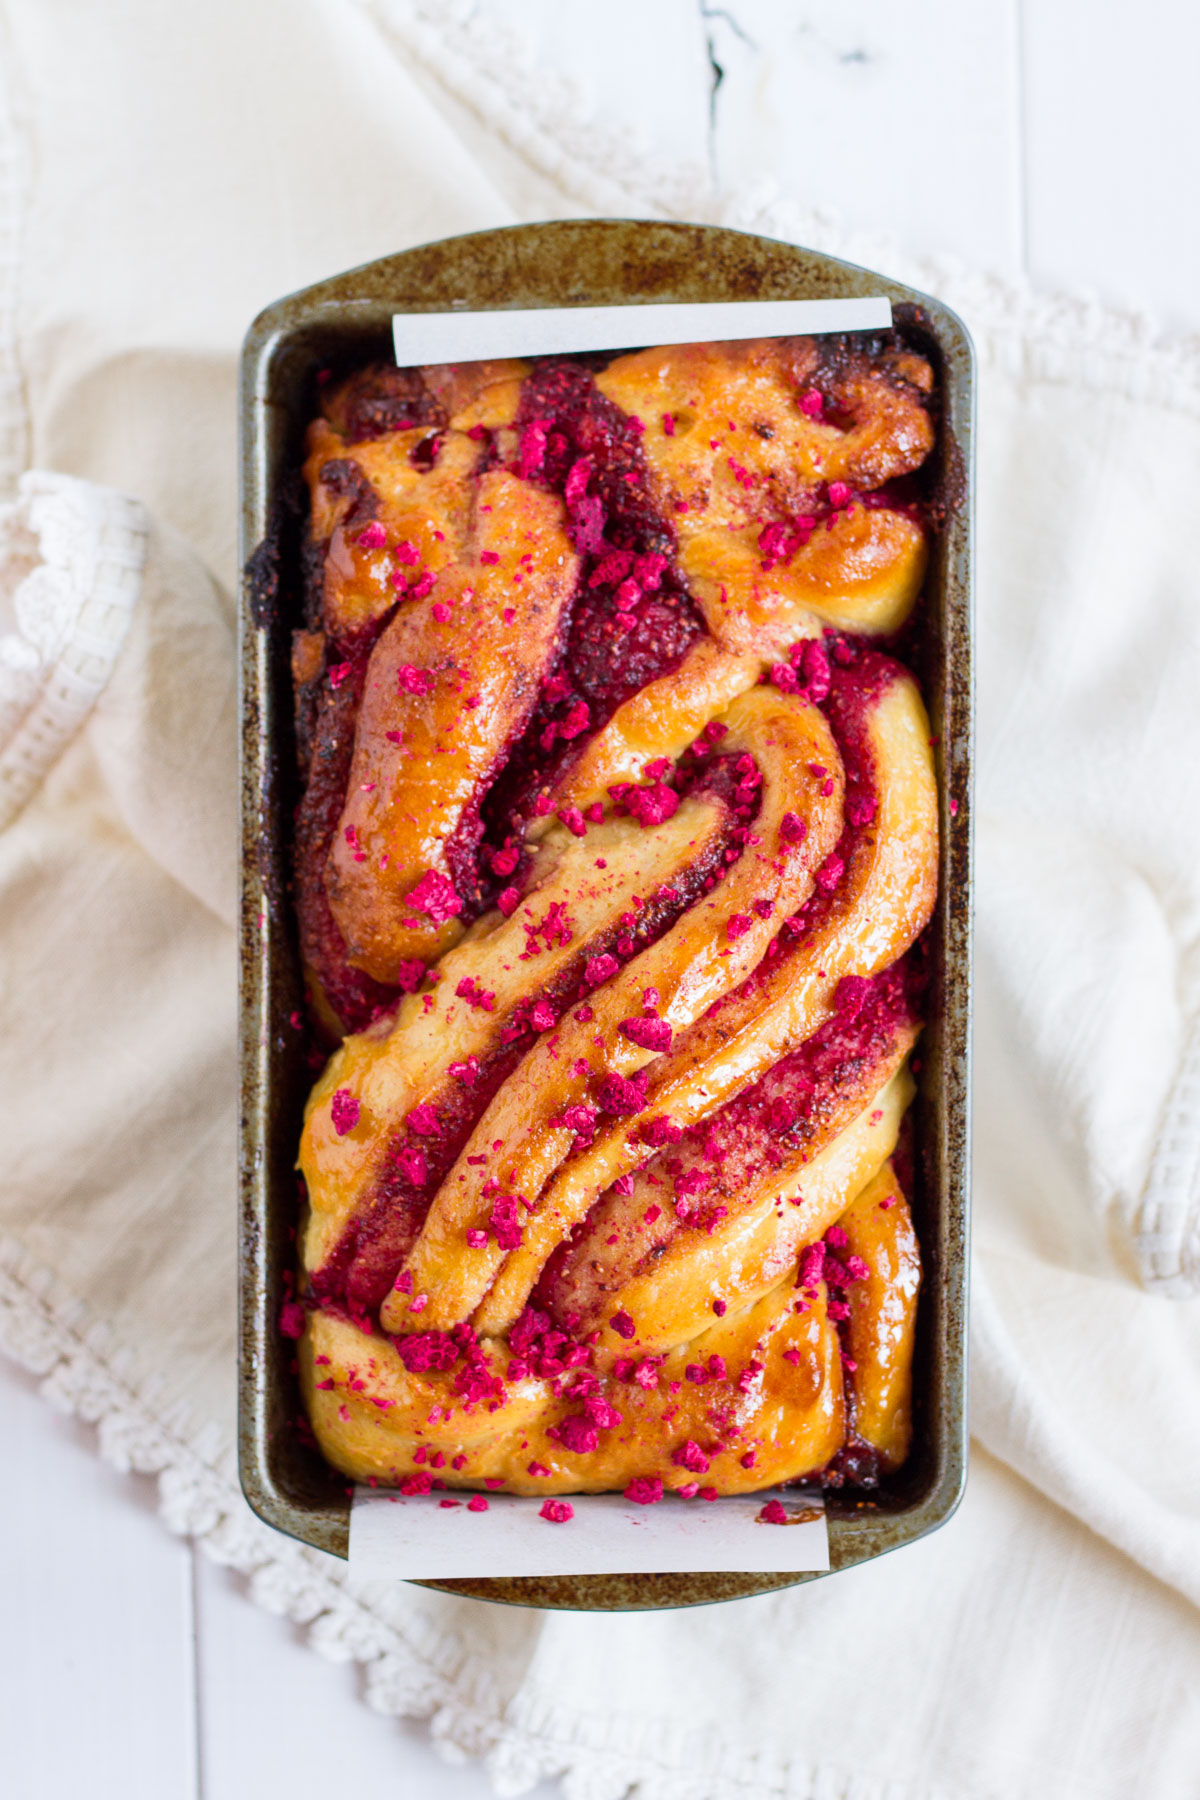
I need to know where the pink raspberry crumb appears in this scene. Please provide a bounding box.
[279,1301,305,1339]
[330,1088,360,1135]
[405,868,464,922]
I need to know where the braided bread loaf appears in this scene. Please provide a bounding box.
[290,337,939,1498]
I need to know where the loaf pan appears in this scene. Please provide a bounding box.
[238,219,974,1610]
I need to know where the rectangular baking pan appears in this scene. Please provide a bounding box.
[238,220,974,1610]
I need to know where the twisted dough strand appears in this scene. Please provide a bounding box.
[301,797,728,1271]
[385,685,845,1333]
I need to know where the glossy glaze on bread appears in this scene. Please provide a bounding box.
[289,338,939,1498]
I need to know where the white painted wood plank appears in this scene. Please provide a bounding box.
[702,0,1025,278]
[467,0,714,174]
[1020,0,1200,331]
[192,1550,560,1799]
[0,1361,197,1800]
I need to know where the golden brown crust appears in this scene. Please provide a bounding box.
[297,1138,920,1494]
[596,337,933,652]
[324,470,578,979]
[302,1274,848,1495]
[838,1162,921,1470]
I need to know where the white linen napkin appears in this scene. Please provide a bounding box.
[2,3,1199,1796]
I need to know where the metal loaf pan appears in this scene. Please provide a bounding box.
[239,220,974,1610]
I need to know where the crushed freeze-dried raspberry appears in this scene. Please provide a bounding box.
[455,976,496,1011]
[584,953,619,988]
[394,958,425,993]
[518,418,548,478]
[625,1476,663,1505]
[559,699,591,741]
[467,1494,489,1512]
[610,1309,636,1340]
[814,855,844,894]
[639,1114,683,1148]
[403,1102,440,1138]
[279,1300,305,1339]
[539,1499,574,1523]
[490,1195,524,1251]
[394,1144,427,1187]
[596,1071,649,1116]
[551,1102,598,1137]
[798,1241,826,1289]
[624,782,679,828]
[396,663,434,696]
[553,1414,601,1455]
[846,792,877,827]
[405,868,464,922]
[759,1498,789,1524]
[793,639,832,701]
[330,1088,360,1135]
[620,1015,673,1052]
[726,914,752,940]
[672,1440,710,1473]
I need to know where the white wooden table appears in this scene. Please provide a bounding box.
[2,2,1196,1795]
